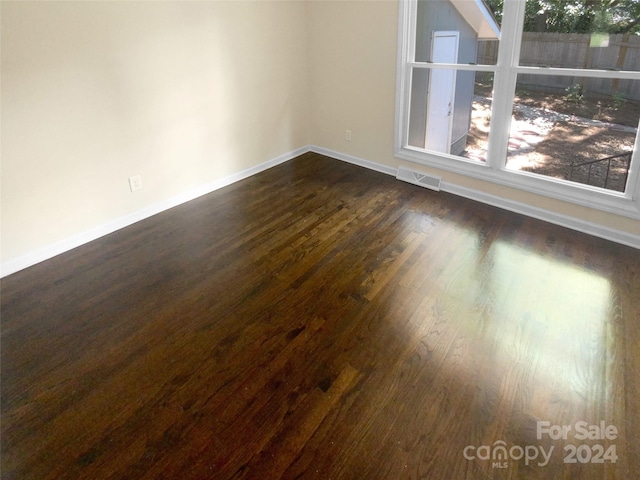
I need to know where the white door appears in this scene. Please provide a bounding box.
[425,31,459,154]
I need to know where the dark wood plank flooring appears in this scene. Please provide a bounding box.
[2,152,639,479]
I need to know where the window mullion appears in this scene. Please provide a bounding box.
[407,62,498,72]
[515,66,640,80]
[485,0,526,172]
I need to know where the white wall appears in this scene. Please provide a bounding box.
[305,0,640,239]
[1,1,309,267]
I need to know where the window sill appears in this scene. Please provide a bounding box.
[395,146,640,220]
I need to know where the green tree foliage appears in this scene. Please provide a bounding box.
[484,0,640,34]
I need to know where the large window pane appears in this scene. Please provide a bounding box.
[415,0,501,65]
[519,0,640,71]
[506,75,639,193]
[408,69,494,163]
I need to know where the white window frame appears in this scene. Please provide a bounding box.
[394,0,640,219]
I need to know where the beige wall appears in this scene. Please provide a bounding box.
[307,0,399,164]
[1,0,638,270]
[1,1,309,264]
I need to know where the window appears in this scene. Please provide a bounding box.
[395,0,640,218]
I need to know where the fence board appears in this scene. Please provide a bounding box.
[478,33,640,101]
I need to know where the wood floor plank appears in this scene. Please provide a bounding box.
[2,152,639,479]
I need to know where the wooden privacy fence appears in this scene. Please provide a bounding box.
[478,33,640,101]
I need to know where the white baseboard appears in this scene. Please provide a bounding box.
[1,146,310,278]
[309,146,640,250]
[3,144,638,277]
[309,145,397,177]
[441,182,640,249]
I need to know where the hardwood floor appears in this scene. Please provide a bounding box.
[2,152,639,479]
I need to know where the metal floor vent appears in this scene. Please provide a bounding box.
[396,167,441,191]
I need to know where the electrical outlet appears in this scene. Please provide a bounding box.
[129,175,142,192]
[345,129,352,141]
